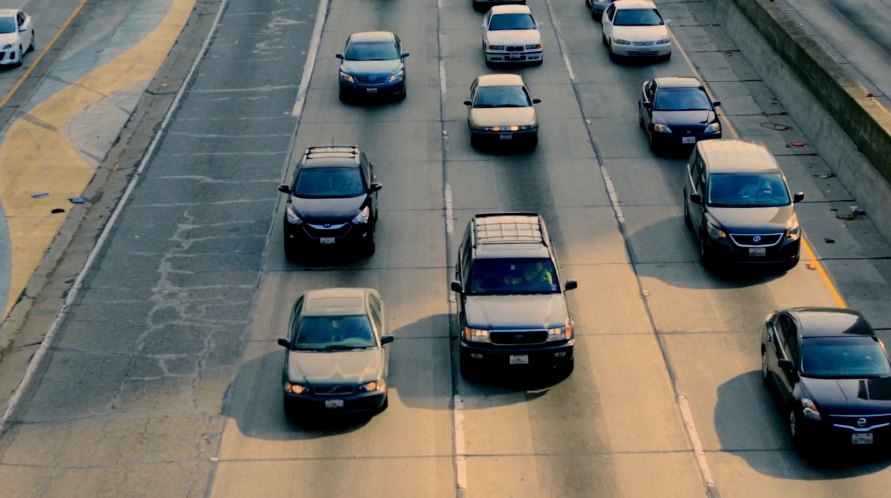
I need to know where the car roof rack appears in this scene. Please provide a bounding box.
[304,145,360,160]
[472,213,546,247]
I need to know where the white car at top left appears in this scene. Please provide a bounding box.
[0,9,34,68]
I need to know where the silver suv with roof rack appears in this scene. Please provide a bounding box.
[450,213,577,379]
[278,145,381,259]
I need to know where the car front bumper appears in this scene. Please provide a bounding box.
[470,127,537,145]
[0,47,21,66]
[340,78,406,98]
[797,416,891,450]
[284,390,387,416]
[284,217,372,251]
[460,340,573,370]
[485,49,542,64]
[611,43,671,58]
[703,235,800,268]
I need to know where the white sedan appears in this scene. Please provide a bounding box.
[482,5,542,65]
[601,0,671,62]
[0,9,34,68]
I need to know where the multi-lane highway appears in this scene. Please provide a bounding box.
[1,0,891,497]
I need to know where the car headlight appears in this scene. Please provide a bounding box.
[352,205,370,224]
[284,382,308,394]
[657,38,671,45]
[706,220,727,240]
[653,123,672,133]
[704,122,721,134]
[547,322,574,342]
[2,44,11,50]
[785,215,800,241]
[389,70,404,82]
[463,327,490,343]
[286,205,303,225]
[487,45,505,51]
[339,71,355,83]
[613,38,632,45]
[525,44,541,50]
[801,398,821,421]
[359,379,387,392]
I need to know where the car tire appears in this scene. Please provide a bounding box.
[472,1,482,11]
[602,33,608,46]
[470,134,482,150]
[683,196,692,228]
[585,0,591,7]
[284,240,299,261]
[13,46,23,68]
[527,133,538,150]
[28,32,35,53]
[459,356,477,380]
[788,408,804,448]
[608,42,617,62]
[364,229,376,256]
[761,348,770,386]
[647,127,659,153]
[699,233,712,267]
[638,106,645,129]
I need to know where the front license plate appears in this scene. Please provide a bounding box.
[852,433,874,445]
[499,134,513,141]
[366,88,378,93]
[509,354,529,365]
[749,247,766,257]
[320,237,335,245]
[509,54,522,60]
[325,399,344,409]
[682,136,696,144]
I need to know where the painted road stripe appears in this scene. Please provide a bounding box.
[669,29,847,309]
[0,0,89,110]
[0,0,228,433]
[291,0,331,118]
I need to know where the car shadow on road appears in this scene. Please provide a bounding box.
[714,371,891,477]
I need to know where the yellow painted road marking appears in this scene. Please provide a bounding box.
[0,0,89,109]
[0,0,197,316]
[669,30,847,308]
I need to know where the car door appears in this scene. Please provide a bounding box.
[764,313,782,390]
[466,79,478,121]
[360,154,377,216]
[455,226,473,329]
[686,149,705,231]
[641,80,656,130]
[776,314,800,406]
[603,4,616,41]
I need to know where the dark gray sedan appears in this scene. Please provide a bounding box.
[277,288,393,421]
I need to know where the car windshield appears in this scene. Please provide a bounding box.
[293,315,376,350]
[614,8,664,26]
[293,167,365,198]
[468,258,559,295]
[654,88,712,111]
[707,173,791,207]
[801,337,891,379]
[0,17,15,34]
[473,86,530,108]
[344,40,399,61]
[489,13,536,30]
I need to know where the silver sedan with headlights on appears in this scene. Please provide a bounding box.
[464,74,540,150]
[482,5,542,66]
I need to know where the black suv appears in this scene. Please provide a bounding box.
[278,146,381,259]
[450,213,577,378]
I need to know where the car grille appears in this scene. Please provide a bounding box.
[828,413,891,432]
[355,74,388,84]
[505,46,525,52]
[304,223,351,239]
[490,330,548,346]
[728,233,783,247]
[632,41,655,46]
[312,385,355,396]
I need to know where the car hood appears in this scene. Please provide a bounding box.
[613,25,669,42]
[800,376,891,413]
[469,108,537,128]
[653,110,716,127]
[0,33,20,45]
[464,294,568,329]
[708,205,793,233]
[287,349,382,385]
[485,30,541,46]
[291,195,365,224]
[340,59,401,75]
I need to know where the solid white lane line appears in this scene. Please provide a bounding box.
[0,0,229,432]
[453,395,468,492]
[291,0,330,118]
[542,0,575,80]
[444,183,453,235]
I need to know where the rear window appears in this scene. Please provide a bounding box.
[468,258,559,295]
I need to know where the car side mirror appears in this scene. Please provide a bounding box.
[278,184,291,194]
[401,52,410,58]
[277,338,292,350]
[793,192,804,203]
[532,98,541,104]
[335,53,343,59]
[564,279,578,291]
[778,359,795,372]
[689,192,703,205]
[712,100,722,107]
[450,280,463,293]
[463,100,472,106]
[369,181,382,192]
[381,335,395,345]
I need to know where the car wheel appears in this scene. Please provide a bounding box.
[14,46,23,67]
[470,134,481,150]
[699,233,712,267]
[647,127,658,153]
[683,197,692,228]
[338,89,348,103]
[761,348,770,385]
[460,359,476,380]
[788,408,805,448]
[364,223,376,256]
[527,132,538,150]
[608,42,617,62]
[638,106,645,129]
[28,32,35,53]
[602,33,608,46]
[472,1,482,11]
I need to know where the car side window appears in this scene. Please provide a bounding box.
[605,4,616,20]
[289,297,304,342]
[695,158,706,193]
[368,296,383,337]
[459,225,472,283]
[644,82,655,102]
[779,315,799,363]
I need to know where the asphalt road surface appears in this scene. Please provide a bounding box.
[1,0,891,497]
